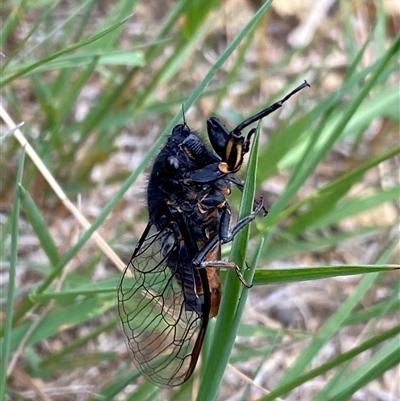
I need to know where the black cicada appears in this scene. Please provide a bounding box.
[118,81,309,387]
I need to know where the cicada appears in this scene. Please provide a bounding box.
[117,81,309,387]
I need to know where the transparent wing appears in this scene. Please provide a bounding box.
[117,222,205,387]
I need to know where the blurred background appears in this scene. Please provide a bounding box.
[1,1,399,400]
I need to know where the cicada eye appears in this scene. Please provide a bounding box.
[164,155,180,173]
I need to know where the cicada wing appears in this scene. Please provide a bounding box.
[117,222,205,387]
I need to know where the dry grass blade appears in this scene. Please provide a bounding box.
[0,106,125,271]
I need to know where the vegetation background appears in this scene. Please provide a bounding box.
[1,1,399,400]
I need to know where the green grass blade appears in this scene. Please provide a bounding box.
[1,15,132,85]
[4,298,114,355]
[197,120,261,399]
[18,185,61,266]
[0,151,25,400]
[258,325,400,401]
[252,265,399,285]
[279,145,400,233]
[276,272,381,387]
[315,333,400,401]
